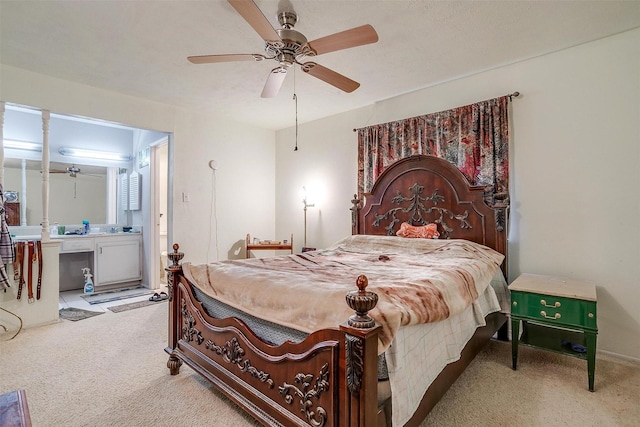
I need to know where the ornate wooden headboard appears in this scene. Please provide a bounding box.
[351,155,508,274]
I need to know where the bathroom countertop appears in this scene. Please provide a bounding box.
[11,235,42,241]
[12,232,141,241]
[52,232,141,239]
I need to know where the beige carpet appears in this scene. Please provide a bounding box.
[0,303,638,427]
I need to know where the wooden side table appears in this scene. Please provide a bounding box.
[246,233,293,258]
[509,273,598,391]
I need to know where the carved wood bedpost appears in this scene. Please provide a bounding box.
[165,243,184,375]
[493,202,509,278]
[340,275,381,427]
[351,194,362,235]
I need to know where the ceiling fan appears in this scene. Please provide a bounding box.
[188,0,379,98]
[49,164,99,178]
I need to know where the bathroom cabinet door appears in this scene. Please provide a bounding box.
[95,238,142,286]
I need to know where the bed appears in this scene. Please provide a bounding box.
[165,155,510,427]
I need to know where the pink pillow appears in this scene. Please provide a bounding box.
[396,222,440,239]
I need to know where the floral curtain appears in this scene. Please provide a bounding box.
[357,96,510,206]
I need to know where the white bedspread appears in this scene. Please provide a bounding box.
[386,273,508,426]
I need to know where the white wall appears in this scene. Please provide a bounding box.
[0,65,276,327]
[275,28,640,361]
[276,110,361,251]
[0,241,60,330]
[170,109,276,263]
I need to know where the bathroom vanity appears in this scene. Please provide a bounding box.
[56,232,142,291]
[2,229,143,331]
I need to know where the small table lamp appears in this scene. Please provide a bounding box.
[302,186,315,251]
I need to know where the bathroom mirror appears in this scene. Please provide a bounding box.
[3,159,108,226]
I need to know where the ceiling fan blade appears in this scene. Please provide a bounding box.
[307,24,378,56]
[261,67,288,98]
[301,62,360,93]
[188,53,266,64]
[227,0,281,42]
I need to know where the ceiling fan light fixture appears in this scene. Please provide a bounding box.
[58,147,132,161]
[261,67,288,98]
[3,139,42,152]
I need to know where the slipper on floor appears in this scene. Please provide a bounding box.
[149,292,169,302]
[562,340,587,353]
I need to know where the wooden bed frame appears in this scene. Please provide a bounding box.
[165,155,509,427]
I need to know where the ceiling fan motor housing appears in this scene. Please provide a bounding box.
[267,28,314,67]
[264,11,315,67]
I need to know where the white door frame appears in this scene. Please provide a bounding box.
[149,136,169,290]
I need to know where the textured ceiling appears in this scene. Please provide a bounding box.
[1,1,639,130]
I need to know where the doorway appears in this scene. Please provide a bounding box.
[150,139,169,290]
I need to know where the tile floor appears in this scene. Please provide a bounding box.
[59,284,168,312]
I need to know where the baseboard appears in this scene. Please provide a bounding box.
[597,349,640,365]
[18,318,60,331]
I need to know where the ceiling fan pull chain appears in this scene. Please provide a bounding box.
[293,68,298,151]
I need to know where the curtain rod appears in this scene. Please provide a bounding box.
[353,91,521,132]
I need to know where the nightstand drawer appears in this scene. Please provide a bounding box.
[511,291,597,330]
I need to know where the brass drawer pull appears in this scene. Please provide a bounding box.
[540,299,561,308]
[540,310,561,320]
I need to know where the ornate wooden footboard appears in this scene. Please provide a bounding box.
[165,244,382,427]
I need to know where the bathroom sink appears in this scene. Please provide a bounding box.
[52,233,99,238]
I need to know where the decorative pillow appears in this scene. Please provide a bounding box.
[396,222,440,239]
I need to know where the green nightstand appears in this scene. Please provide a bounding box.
[510,273,598,391]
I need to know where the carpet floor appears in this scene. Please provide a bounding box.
[1,303,638,426]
